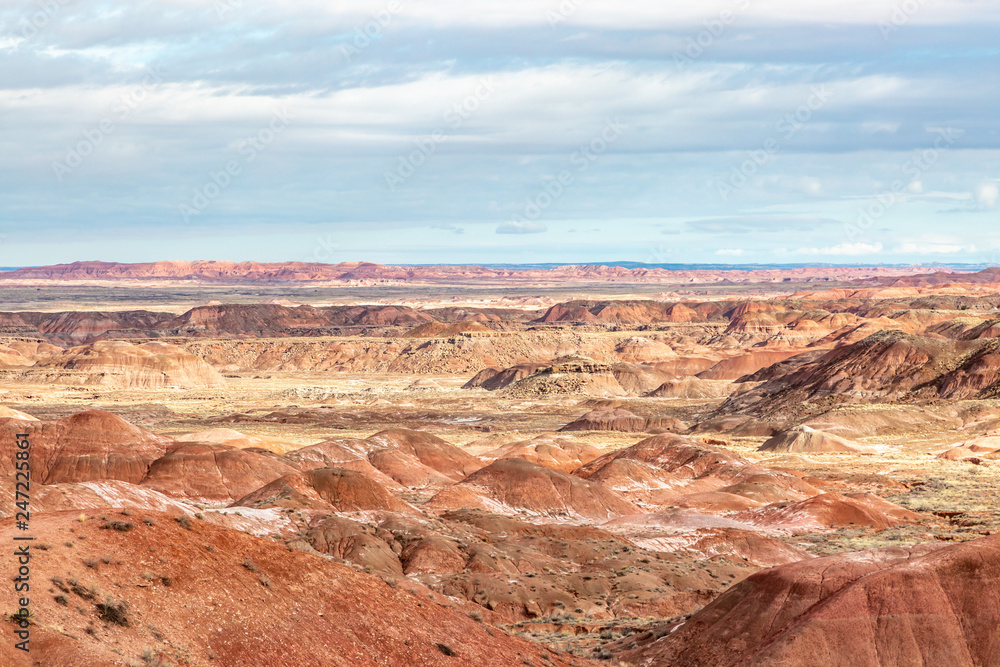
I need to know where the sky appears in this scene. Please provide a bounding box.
[1,0,998,266]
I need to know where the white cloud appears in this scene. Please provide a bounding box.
[800,178,823,196]
[788,242,883,255]
[976,183,999,210]
[257,0,1000,29]
[496,221,547,234]
[0,37,24,51]
[861,122,900,134]
[894,242,975,254]
[716,248,746,256]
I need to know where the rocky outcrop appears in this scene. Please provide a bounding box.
[35,340,226,388]
[758,425,871,453]
[560,408,683,433]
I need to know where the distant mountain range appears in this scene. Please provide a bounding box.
[0,260,949,284]
[0,260,995,286]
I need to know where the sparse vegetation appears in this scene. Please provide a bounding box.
[97,597,131,627]
[102,520,134,532]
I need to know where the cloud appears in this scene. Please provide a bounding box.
[894,242,975,254]
[716,248,746,256]
[1,0,999,264]
[496,220,547,234]
[788,242,883,255]
[976,183,999,210]
[685,215,841,234]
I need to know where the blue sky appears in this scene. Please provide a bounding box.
[1,0,998,266]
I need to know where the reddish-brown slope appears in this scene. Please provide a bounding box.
[758,425,869,453]
[575,435,821,505]
[734,493,920,533]
[2,309,174,344]
[162,303,434,335]
[281,438,374,469]
[560,408,682,433]
[697,350,806,380]
[426,458,640,521]
[463,363,548,390]
[924,338,1000,399]
[233,468,415,513]
[365,428,483,480]
[140,443,299,502]
[721,330,986,418]
[617,534,1000,667]
[402,320,495,338]
[0,511,593,667]
[482,434,604,472]
[0,411,171,484]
